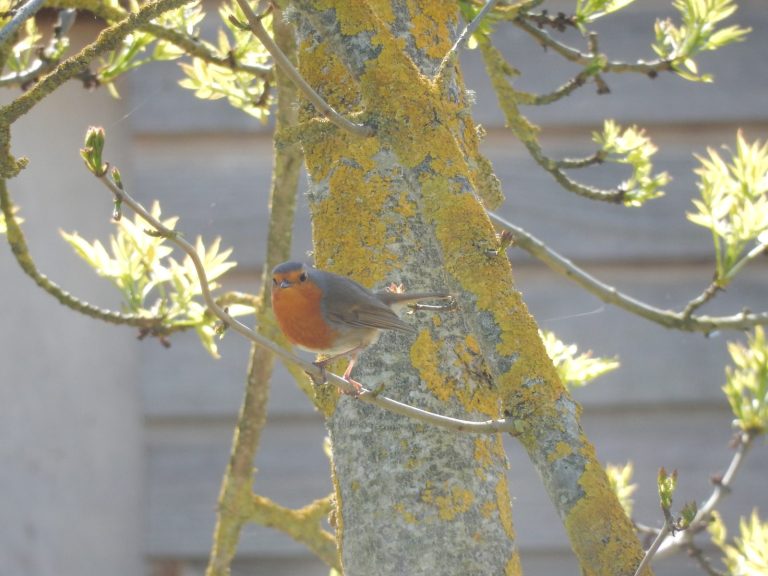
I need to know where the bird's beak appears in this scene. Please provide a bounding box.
[279,280,292,289]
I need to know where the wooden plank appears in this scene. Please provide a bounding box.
[145,418,332,557]
[127,3,768,134]
[145,405,768,556]
[165,557,330,576]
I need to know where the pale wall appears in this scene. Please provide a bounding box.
[1,3,767,576]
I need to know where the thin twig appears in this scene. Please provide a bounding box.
[44,0,273,78]
[654,431,757,559]
[515,67,598,106]
[215,290,260,308]
[233,0,373,137]
[0,178,183,333]
[435,0,499,80]
[488,212,768,333]
[555,151,605,169]
[513,17,673,76]
[633,517,671,576]
[682,280,721,319]
[95,173,514,435]
[0,8,77,88]
[477,41,626,203]
[522,136,625,202]
[0,0,46,46]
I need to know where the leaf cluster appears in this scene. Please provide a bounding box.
[687,132,768,286]
[605,461,637,517]
[540,329,619,390]
[574,0,637,26]
[592,120,670,206]
[710,509,768,576]
[178,0,272,119]
[723,327,768,435]
[653,0,750,82]
[97,0,203,96]
[60,202,246,357]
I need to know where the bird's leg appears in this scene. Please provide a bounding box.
[340,354,364,397]
[313,347,364,396]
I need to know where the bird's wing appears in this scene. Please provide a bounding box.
[322,275,416,333]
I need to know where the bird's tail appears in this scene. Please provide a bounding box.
[375,290,453,308]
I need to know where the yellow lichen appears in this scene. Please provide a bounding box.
[393,502,418,525]
[422,481,475,521]
[564,444,646,575]
[407,0,457,59]
[505,553,523,576]
[396,190,417,218]
[410,330,454,402]
[312,161,401,285]
[495,475,516,541]
[474,437,494,468]
[549,441,574,463]
[480,500,496,519]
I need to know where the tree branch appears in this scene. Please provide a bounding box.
[0,8,76,88]
[478,39,627,203]
[207,17,305,574]
[489,212,768,333]
[91,169,516,436]
[249,494,338,569]
[0,178,183,333]
[654,430,757,559]
[0,0,197,142]
[46,0,273,79]
[513,16,673,76]
[633,517,671,576]
[0,0,46,46]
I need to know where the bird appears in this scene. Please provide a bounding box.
[270,261,451,394]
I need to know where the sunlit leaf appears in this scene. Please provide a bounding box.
[723,327,768,434]
[60,200,240,356]
[541,330,620,390]
[593,120,670,206]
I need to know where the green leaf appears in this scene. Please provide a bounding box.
[541,330,620,390]
[657,467,677,512]
[576,0,638,24]
[177,0,273,118]
[687,131,768,283]
[605,462,637,517]
[714,509,768,576]
[593,120,669,206]
[652,0,750,82]
[61,196,240,355]
[723,327,768,434]
[679,501,698,529]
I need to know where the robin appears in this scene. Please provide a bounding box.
[271,261,452,393]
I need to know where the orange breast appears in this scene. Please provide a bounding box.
[271,282,339,352]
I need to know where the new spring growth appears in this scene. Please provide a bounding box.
[657,467,677,513]
[80,126,108,177]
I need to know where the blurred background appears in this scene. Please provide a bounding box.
[1,1,766,575]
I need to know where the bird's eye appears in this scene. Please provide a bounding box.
[299,272,307,282]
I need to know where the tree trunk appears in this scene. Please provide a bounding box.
[290,2,647,575]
